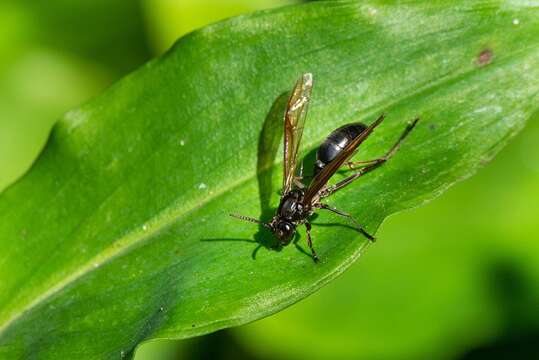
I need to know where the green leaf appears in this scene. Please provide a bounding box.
[1,1,538,358]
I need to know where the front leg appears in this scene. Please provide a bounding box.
[305,222,319,262]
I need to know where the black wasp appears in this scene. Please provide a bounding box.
[231,73,418,262]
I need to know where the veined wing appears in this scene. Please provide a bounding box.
[303,114,385,205]
[283,73,313,195]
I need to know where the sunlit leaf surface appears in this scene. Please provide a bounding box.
[0,1,538,358]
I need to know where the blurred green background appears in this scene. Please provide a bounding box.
[1,1,537,359]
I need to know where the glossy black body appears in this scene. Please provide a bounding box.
[314,123,368,175]
[277,190,305,221]
[273,189,309,245]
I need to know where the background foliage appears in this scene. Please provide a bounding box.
[0,1,538,359]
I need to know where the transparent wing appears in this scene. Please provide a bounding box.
[283,73,313,195]
[303,114,385,205]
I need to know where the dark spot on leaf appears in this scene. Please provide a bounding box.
[192,324,196,327]
[429,123,438,131]
[477,48,493,66]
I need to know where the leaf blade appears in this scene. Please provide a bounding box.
[0,1,538,358]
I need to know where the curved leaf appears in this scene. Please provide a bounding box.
[142,0,299,53]
[1,1,538,358]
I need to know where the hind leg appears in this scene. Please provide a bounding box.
[305,221,319,262]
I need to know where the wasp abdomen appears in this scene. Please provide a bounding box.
[314,122,367,175]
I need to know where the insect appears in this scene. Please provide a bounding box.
[231,73,418,262]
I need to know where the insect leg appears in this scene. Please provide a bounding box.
[323,118,419,196]
[294,178,306,189]
[316,203,375,241]
[293,161,307,189]
[320,163,382,198]
[344,159,383,171]
[346,118,419,170]
[305,221,319,262]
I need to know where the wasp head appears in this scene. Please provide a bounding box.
[271,219,296,245]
